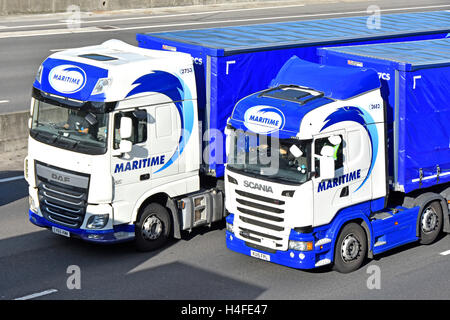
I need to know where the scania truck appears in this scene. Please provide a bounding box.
[25,11,450,251]
[225,38,450,273]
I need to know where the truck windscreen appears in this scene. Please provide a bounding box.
[227,129,312,185]
[30,98,109,155]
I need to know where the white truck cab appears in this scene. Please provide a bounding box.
[25,40,224,250]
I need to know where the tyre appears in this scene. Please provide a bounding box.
[135,203,171,252]
[332,223,367,273]
[419,201,442,245]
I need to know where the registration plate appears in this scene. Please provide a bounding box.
[250,250,270,261]
[52,226,70,238]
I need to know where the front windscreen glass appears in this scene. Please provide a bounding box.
[30,98,109,155]
[227,129,312,184]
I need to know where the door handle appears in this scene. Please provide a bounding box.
[340,186,349,197]
[140,174,150,181]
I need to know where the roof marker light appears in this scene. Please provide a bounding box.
[35,65,43,83]
[92,78,112,96]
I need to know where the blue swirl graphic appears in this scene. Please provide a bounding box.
[126,71,194,173]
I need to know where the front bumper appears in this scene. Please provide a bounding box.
[29,210,135,244]
[225,214,333,269]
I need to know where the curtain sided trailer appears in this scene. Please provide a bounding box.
[318,38,450,193]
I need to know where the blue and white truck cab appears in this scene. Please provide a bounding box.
[224,56,450,273]
[25,40,225,250]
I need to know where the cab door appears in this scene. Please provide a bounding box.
[312,130,352,226]
[111,107,151,189]
[145,102,182,179]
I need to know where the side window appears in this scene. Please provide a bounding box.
[114,111,147,149]
[314,135,344,175]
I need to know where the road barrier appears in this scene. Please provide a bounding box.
[0,110,29,153]
[0,0,279,15]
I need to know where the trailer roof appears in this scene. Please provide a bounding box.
[137,11,450,56]
[318,37,450,71]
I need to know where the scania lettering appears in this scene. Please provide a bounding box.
[25,11,450,251]
[225,39,450,273]
[243,181,273,193]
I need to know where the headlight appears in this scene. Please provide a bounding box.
[86,214,109,229]
[226,222,234,234]
[29,196,38,213]
[288,240,313,251]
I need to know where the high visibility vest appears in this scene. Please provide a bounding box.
[333,144,341,160]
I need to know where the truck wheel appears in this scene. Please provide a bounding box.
[332,223,367,273]
[135,203,171,252]
[419,201,442,245]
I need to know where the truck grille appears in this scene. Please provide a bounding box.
[35,162,89,229]
[234,189,286,250]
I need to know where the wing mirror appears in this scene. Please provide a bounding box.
[318,145,335,180]
[118,140,132,154]
[112,117,133,157]
[289,145,303,158]
[120,117,133,139]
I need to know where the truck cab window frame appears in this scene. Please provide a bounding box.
[314,134,344,177]
[113,110,148,149]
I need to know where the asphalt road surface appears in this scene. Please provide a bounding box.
[2,0,450,301]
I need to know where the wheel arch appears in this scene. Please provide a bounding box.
[135,192,181,239]
[407,192,449,237]
[327,212,374,263]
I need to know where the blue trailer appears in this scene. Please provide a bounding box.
[318,38,450,194]
[137,11,450,178]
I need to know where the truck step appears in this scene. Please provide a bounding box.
[315,238,332,247]
[315,259,331,267]
[370,211,393,221]
[374,241,387,247]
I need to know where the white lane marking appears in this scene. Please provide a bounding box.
[0,4,450,39]
[0,175,24,183]
[440,250,450,256]
[0,100,10,104]
[0,4,306,30]
[14,289,58,300]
